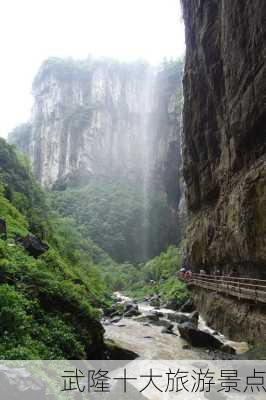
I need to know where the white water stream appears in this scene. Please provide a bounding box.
[103,292,248,359]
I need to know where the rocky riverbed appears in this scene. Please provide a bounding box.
[103,293,249,360]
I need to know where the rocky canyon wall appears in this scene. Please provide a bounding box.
[9,57,185,258]
[191,287,266,343]
[9,58,183,203]
[182,0,266,277]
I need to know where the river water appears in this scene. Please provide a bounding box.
[103,293,249,360]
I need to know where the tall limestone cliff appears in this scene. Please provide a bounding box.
[182,0,266,276]
[10,58,183,197]
[9,57,184,260]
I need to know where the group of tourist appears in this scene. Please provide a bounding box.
[179,261,240,280]
[179,267,192,280]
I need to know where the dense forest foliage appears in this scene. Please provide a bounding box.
[51,178,175,263]
[0,138,188,360]
[101,245,189,307]
[0,138,112,359]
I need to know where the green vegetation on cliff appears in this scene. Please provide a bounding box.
[50,178,175,263]
[0,138,187,359]
[101,245,189,307]
[0,139,112,359]
[0,139,50,239]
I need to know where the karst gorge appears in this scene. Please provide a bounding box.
[0,0,265,366]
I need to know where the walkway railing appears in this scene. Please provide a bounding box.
[185,273,266,304]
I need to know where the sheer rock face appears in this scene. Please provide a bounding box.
[182,0,266,275]
[9,59,183,200]
[9,58,185,246]
[11,60,155,187]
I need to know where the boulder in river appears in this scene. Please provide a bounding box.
[152,310,164,318]
[124,308,141,317]
[107,302,124,318]
[168,312,190,324]
[178,322,223,349]
[179,298,196,313]
[190,311,199,326]
[162,298,177,310]
[221,344,236,355]
[110,316,122,324]
[105,340,139,360]
[151,319,174,329]
[110,310,123,319]
[168,311,199,327]
[123,302,140,317]
[161,326,175,335]
[124,302,138,312]
[103,304,117,317]
[134,313,160,323]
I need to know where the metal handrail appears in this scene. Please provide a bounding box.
[183,273,266,304]
[190,278,265,290]
[191,273,266,284]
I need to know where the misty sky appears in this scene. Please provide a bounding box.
[0,0,185,138]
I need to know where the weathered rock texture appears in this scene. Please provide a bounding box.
[182,0,266,276]
[191,287,266,343]
[10,57,185,244]
[10,58,183,196]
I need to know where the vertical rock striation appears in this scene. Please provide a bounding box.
[9,57,185,253]
[181,0,266,276]
[10,58,155,187]
[10,58,183,196]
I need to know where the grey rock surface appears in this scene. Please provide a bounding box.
[182,0,266,275]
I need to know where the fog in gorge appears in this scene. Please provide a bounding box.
[9,58,185,263]
[2,0,186,263]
